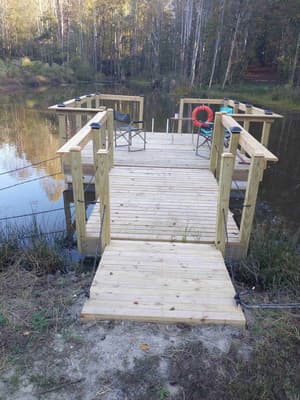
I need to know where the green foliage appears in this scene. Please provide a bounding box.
[237,222,300,290]
[0,58,74,86]
[0,313,8,326]
[70,56,93,81]
[158,386,170,399]
[31,310,50,332]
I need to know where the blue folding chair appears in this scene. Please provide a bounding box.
[195,106,233,156]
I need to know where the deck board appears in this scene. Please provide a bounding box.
[81,241,245,325]
[85,166,239,248]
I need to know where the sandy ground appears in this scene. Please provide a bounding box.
[0,268,248,400]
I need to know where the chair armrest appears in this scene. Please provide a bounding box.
[132,120,144,125]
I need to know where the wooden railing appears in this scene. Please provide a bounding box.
[212,112,278,257]
[56,109,114,253]
[50,93,144,144]
[177,97,282,149]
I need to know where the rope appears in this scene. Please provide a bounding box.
[20,229,67,240]
[0,206,73,222]
[0,156,61,176]
[0,171,62,192]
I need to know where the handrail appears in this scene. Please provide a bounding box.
[57,111,107,154]
[222,115,278,162]
[177,97,283,134]
[212,112,279,257]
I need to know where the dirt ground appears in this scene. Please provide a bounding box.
[0,266,299,400]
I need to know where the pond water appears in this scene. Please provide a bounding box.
[0,84,299,238]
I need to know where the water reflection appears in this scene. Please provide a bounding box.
[0,98,65,229]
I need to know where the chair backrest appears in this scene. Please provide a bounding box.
[114,110,131,124]
[220,105,233,114]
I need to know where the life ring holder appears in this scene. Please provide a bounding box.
[192,105,214,128]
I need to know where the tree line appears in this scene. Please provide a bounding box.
[0,0,299,87]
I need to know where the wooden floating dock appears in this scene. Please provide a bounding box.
[51,94,282,326]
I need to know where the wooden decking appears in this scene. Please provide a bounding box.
[81,241,244,325]
[80,132,245,325]
[85,166,239,251]
[53,95,282,327]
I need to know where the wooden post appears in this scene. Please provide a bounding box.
[239,153,265,257]
[98,149,111,250]
[244,104,252,131]
[95,93,100,108]
[139,96,144,129]
[70,146,86,253]
[75,99,82,132]
[58,113,66,146]
[261,121,272,148]
[210,112,224,179]
[91,124,101,199]
[228,126,242,166]
[178,98,184,133]
[86,95,92,108]
[107,108,114,169]
[100,125,106,149]
[233,100,239,114]
[215,153,235,255]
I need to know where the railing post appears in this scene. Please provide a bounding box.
[261,112,273,148]
[215,153,235,255]
[239,153,265,257]
[95,92,99,108]
[244,103,252,128]
[75,97,82,131]
[261,122,272,148]
[178,97,184,133]
[58,113,67,146]
[139,96,144,129]
[240,103,252,154]
[86,94,92,108]
[210,112,224,179]
[91,123,102,199]
[107,108,114,170]
[70,146,86,253]
[233,100,239,114]
[228,126,241,165]
[98,149,111,250]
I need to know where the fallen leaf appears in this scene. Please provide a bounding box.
[140,343,149,351]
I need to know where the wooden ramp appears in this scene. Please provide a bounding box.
[81,240,244,325]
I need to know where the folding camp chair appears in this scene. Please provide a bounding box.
[195,106,233,156]
[195,122,214,155]
[114,111,146,152]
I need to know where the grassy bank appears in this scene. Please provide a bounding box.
[168,82,300,113]
[0,58,106,90]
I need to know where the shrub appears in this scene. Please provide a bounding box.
[236,221,300,290]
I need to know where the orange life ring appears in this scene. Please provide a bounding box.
[192,105,214,128]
